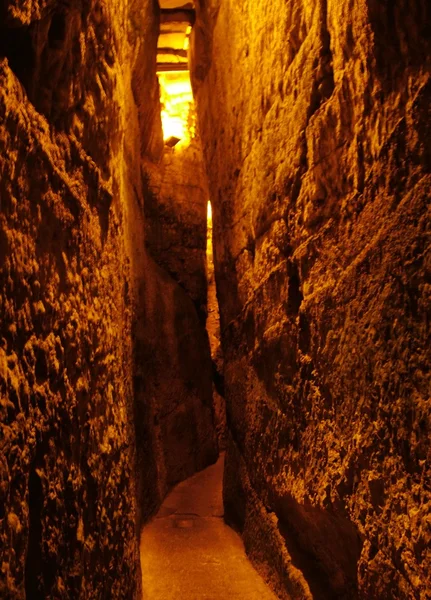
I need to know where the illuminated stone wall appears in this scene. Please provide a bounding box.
[0,0,147,591]
[139,63,218,506]
[144,136,210,321]
[0,0,217,597]
[191,0,431,598]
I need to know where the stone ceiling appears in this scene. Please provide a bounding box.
[157,0,194,72]
[159,0,193,7]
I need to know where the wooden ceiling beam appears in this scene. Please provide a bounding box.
[156,63,190,72]
[157,48,188,58]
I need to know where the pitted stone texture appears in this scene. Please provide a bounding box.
[0,0,216,597]
[192,0,431,598]
[0,60,141,599]
[140,131,220,495]
[144,138,210,323]
[132,253,218,522]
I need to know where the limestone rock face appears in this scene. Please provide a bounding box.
[207,203,226,448]
[133,255,218,520]
[131,110,218,522]
[144,138,210,322]
[191,0,431,598]
[139,120,219,515]
[0,0,217,597]
[0,56,142,599]
[0,0,153,595]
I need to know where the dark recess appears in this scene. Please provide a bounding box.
[25,467,44,600]
[0,24,34,93]
[211,359,225,397]
[48,13,67,48]
[286,261,303,316]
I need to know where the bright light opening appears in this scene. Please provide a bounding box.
[183,25,192,50]
[158,71,196,144]
[206,200,214,282]
[206,201,213,279]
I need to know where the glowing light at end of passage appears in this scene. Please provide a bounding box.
[161,110,185,140]
[158,72,195,143]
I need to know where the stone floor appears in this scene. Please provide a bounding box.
[140,454,279,599]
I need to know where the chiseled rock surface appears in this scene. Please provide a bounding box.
[144,138,210,323]
[0,0,216,598]
[140,132,220,504]
[133,255,218,520]
[0,58,142,598]
[191,0,431,598]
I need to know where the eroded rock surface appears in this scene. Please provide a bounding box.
[144,138,210,322]
[133,253,218,521]
[0,0,217,597]
[0,53,142,599]
[191,1,431,598]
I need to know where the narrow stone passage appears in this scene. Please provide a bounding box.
[140,455,278,599]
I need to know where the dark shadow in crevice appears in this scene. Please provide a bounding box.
[24,435,58,598]
[211,359,225,397]
[48,12,67,49]
[0,23,34,95]
[286,261,303,316]
[24,463,44,600]
[132,351,161,529]
[278,516,336,600]
[275,493,362,600]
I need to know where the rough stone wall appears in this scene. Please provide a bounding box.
[0,60,141,600]
[0,1,153,597]
[133,254,218,518]
[0,0,217,598]
[131,131,218,522]
[144,138,210,322]
[139,129,219,515]
[191,1,431,598]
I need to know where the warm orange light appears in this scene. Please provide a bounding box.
[207,201,214,281]
[158,72,195,143]
[183,25,192,51]
[160,110,185,140]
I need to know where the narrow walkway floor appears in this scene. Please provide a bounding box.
[140,454,279,599]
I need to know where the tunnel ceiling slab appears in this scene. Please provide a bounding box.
[159,0,194,9]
